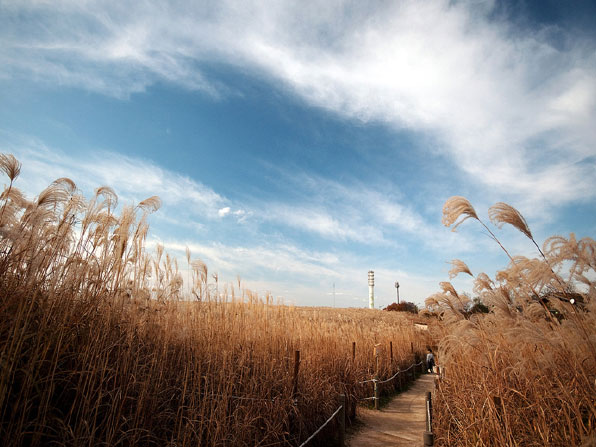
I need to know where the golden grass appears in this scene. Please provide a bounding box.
[0,153,428,446]
[428,196,596,446]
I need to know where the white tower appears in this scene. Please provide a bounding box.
[368,270,374,309]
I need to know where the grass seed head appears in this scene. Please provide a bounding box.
[0,153,21,181]
[488,202,533,240]
[442,196,479,231]
[448,259,473,279]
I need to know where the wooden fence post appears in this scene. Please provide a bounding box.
[426,392,433,429]
[374,347,379,410]
[493,396,504,425]
[389,341,393,364]
[389,341,394,391]
[424,391,434,446]
[350,342,356,420]
[423,431,434,446]
[292,350,300,399]
[338,394,346,447]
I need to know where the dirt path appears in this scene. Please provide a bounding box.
[347,373,435,447]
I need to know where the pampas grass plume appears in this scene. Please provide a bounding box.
[0,153,21,181]
[488,202,533,240]
[448,259,473,279]
[442,196,479,231]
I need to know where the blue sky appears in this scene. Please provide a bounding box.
[1,0,595,307]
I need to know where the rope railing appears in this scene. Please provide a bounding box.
[297,405,343,447]
[206,360,421,404]
[355,360,426,407]
[211,359,426,405]
[297,358,425,446]
[203,353,425,446]
[358,360,424,386]
[204,392,290,403]
[377,368,403,385]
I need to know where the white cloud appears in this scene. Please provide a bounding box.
[264,204,385,243]
[250,169,477,253]
[218,207,248,221]
[0,134,509,306]
[4,134,444,248]
[2,133,226,219]
[3,0,594,208]
[156,237,443,307]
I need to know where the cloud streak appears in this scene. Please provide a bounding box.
[2,135,461,304]
[3,130,483,258]
[250,169,473,253]
[2,0,594,209]
[158,237,443,307]
[2,133,226,219]
[2,1,595,306]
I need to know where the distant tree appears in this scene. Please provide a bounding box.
[467,297,489,314]
[384,301,418,314]
[419,308,438,319]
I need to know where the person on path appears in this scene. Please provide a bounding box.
[426,348,435,373]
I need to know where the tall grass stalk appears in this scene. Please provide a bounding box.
[0,154,428,446]
[429,196,596,446]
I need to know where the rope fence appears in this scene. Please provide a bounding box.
[297,358,426,446]
[204,358,424,406]
[201,346,428,447]
[357,360,425,395]
[377,361,423,385]
[297,405,343,447]
[201,391,298,404]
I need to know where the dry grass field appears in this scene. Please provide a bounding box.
[427,197,596,446]
[0,154,428,447]
[8,151,592,446]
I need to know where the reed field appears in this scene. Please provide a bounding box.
[0,154,428,447]
[427,197,596,446]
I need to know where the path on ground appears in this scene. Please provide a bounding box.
[348,374,435,447]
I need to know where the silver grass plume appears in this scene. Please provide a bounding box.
[0,153,21,181]
[473,272,494,294]
[488,202,533,240]
[138,196,161,214]
[95,186,118,211]
[443,196,515,262]
[442,196,479,231]
[448,259,473,279]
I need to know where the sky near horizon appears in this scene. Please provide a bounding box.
[1,0,595,307]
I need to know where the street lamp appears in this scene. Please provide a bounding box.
[395,281,400,304]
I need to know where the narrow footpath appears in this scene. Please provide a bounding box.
[347,373,435,447]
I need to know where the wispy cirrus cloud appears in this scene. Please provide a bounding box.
[1,134,534,305]
[2,133,226,220]
[6,135,450,250]
[157,237,443,307]
[1,135,459,304]
[251,168,475,253]
[2,0,594,209]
